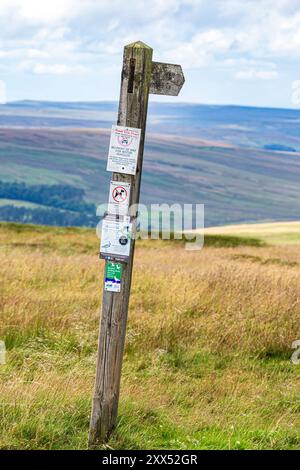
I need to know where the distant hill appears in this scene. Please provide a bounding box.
[0,101,299,227]
[2,100,300,150]
[263,144,296,152]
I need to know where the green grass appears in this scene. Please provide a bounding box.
[204,234,265,247]
[203,221,300,245]
[138,230,266,248]
[0,222,300,450]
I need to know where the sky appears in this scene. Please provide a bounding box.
[1,0,300,108]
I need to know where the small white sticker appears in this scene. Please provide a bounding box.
[108,181,131,216]
[107,125,141,175]
[100,215,132,262]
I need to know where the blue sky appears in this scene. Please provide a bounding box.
[1,0,300,108]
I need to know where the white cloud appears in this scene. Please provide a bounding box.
[161,1,300,72]
[33,63,88,75]
[17,58,88,75]
[0,80,7,104]
[2,0,300,69]
[0,0,299,103]
[165,29,233,68]
[1,0,81,24]
[19,0,69,22]
[0,50,20,58]
[235,69,279,80]
[26,48,49,59]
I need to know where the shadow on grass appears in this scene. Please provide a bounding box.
[0,221,91,235]
[203,234,265,248]
[1,222,266,252]
[144,231,266,248]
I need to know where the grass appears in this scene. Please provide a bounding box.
[204,221,300,245]
[0,222,300,450]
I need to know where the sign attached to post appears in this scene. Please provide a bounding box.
[150,62,185,96]
[107,125,141,175]
[108,181,131,216]
[100,215,132,262]
[104,262,123,292]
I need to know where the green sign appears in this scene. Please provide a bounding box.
[105,262,123,292]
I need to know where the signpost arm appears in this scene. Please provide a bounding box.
[89,41,153,447]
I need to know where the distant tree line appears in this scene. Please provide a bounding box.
[0,181,95,213]
[0,181,99,227]
[0,205,98,227]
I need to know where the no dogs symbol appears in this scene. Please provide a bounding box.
[112,186,128,203]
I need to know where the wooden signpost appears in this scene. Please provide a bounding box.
[88,41,184,447]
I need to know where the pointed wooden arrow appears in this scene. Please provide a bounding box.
[150,61,185,96]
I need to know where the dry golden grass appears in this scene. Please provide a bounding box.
[0,222,300,449]
[203,221,300,245]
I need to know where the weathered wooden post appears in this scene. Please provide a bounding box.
[89,41,184,447]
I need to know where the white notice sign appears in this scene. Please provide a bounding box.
[108,181,131,216]
[100,216,132,262]
[107,125,141,175]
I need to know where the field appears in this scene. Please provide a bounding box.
[204,221,300,245]
[0,221,300,450]
[1,101,300,227]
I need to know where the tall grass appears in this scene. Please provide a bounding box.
[0,223,300,449]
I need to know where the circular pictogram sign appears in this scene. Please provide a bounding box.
[112,185,128,203]
[117,133,133,147]
[119,236,128,246]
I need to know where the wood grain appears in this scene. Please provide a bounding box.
[88,41,153,447]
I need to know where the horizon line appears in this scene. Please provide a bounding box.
[3,99,300,113]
